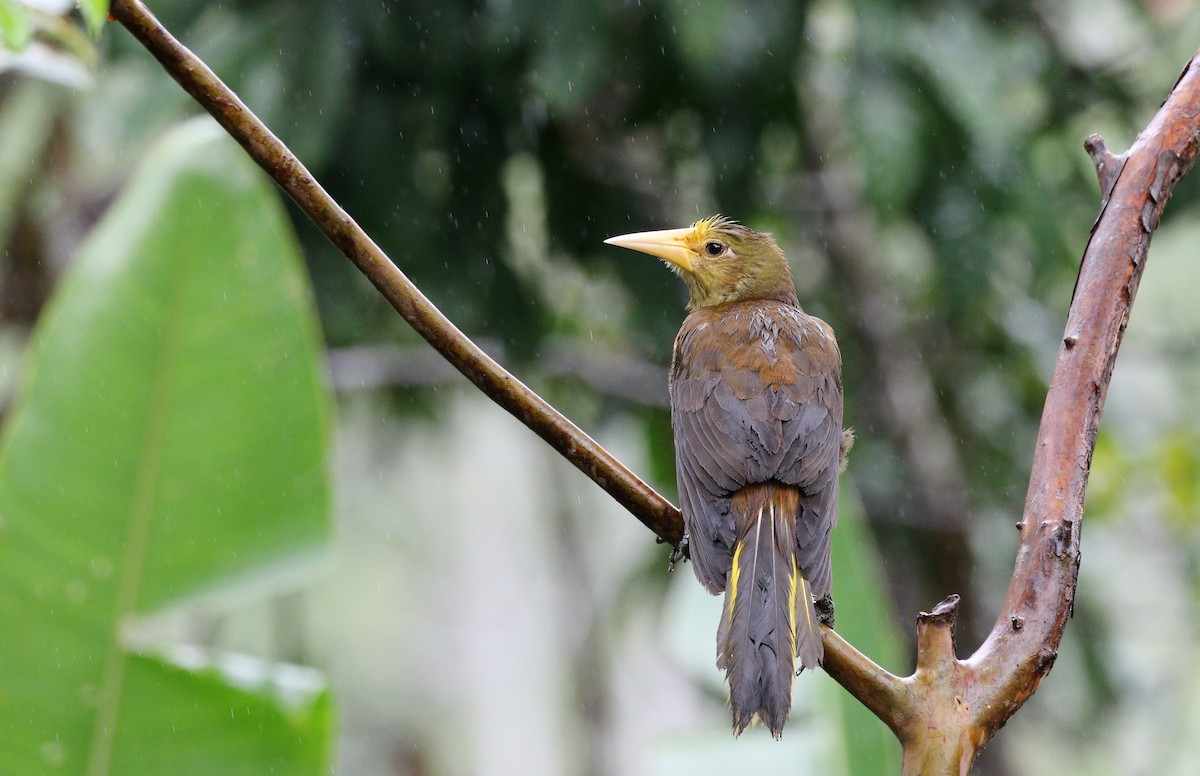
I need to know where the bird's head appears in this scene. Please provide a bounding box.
[604,216,798,310]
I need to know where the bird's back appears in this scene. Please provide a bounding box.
[669,298,843,736]
[669,298,844,595]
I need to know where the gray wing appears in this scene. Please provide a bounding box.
[671,306,843,596]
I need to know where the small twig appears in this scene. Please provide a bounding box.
[1084,133,1127,210]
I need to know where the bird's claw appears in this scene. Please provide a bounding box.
[668,533,691,572]
[815,594,835,628]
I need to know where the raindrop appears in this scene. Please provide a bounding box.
[40,741,67,766]
[65,580,88,605]
[90,557,114,580]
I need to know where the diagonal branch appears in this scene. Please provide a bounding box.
[969,47,1200,735]
[102,0,962,739]
[107,0,681,545]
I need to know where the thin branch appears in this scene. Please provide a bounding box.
[108,0,681,545]
[103,0,970,734]
[107,0,883,713]
[1083,133,1126,211]
[819,627,909,732]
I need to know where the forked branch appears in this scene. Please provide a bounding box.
[107,3,1200,772]
[873,49,1200,774]
[966,48,1200,744]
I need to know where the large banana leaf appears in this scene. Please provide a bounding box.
[0,119,333,775]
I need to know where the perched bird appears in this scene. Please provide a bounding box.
[606,216,846,738]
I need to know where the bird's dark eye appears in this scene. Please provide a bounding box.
[704,241,725,257]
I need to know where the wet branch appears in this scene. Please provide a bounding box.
[108,0,679,544]
[877,49,1200,774]
[108,2,1200,772]
[964,49,1200,743]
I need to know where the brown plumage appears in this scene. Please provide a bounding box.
[606,216,844,738]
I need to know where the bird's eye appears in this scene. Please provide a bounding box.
[704,241,725,257]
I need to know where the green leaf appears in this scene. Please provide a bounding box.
[0,0,33,51]
[108,651,334,775]
[0,118,333,774]
[78,0,109,38]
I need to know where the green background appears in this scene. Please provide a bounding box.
[2,0,1200,773]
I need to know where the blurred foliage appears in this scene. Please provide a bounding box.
[77,0,107,38]
[0,1,34,51]
[4,0,1200,774]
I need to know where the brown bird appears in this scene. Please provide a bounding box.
[606,216,845,738]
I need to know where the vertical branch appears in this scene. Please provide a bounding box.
[968,48,1200,730]
[894,49,1200,773]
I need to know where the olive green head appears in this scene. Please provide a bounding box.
[604,216,798,310]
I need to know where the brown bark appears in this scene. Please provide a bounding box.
[821,50,1200,774]
[106,2,1200,771]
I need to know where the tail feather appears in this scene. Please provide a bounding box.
[794,575,822,670]
[716,483,823,738]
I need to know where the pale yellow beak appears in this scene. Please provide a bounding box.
[604,226,696,273]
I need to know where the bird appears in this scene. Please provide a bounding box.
[605,215,846,738]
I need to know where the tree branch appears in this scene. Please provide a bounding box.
[109,0,879,716]
[882,49,1200,774]
[970,47,1200,730]
[108,0,680,545]
[973,43,1200,723]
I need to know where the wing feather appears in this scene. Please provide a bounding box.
[671,301,843,597]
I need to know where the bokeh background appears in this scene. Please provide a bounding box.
[5,0,1200,773]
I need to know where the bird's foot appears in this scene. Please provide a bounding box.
[815,594,835,628]
[668,533,691,572]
